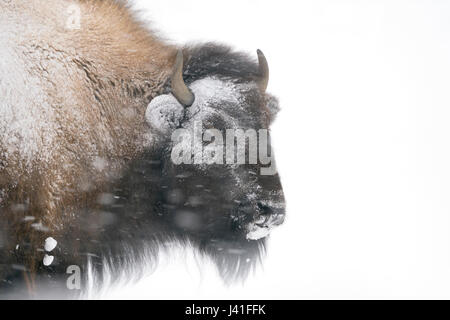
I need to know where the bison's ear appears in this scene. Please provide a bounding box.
[145,94,185,134]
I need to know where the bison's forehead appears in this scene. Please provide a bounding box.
[184,77,269,130]
[189,77,242,109]
[186,77,250,126]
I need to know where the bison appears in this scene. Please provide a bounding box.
[0,0,285,298]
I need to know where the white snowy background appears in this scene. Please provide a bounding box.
[103,0,450,299]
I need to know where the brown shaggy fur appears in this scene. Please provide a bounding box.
[0,0,177,280]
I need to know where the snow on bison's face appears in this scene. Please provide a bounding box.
[144,48,286,270]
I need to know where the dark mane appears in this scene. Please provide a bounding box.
[182,43,261,85]
[84,147,268,288]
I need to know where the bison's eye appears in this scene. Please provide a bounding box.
[204,114,227,129]
[203,122,214,129]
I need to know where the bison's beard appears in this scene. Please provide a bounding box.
[0,218,267,299]
[77,235,267,298]
[0,150,269,299]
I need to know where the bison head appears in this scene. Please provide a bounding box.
[144,45,286,278]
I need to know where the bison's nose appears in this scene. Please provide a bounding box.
[256,202,285,226]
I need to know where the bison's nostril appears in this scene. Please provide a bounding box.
[256,202,286,227]
[257,202,272,216]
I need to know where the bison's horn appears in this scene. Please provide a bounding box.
[257,49,269,92]
[171,50,195,107]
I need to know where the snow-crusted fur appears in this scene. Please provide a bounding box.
[0,1,285,298]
